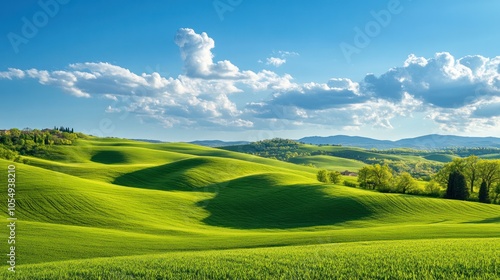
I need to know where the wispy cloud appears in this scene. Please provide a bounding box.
[266,57,287,67]
[261,50,299,67]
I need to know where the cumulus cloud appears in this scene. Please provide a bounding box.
[248,90,422,131]
[363,52,500,108]
[175,28,243,79]
[249,52,500,132]
[3,63,250,128]
[257,79,364,110]
[0,29,300,129]
[1,27,499,133]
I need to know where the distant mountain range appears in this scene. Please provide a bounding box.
[298,134,500,149]
[131,139,166,143]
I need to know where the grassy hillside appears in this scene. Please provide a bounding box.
[4,238,499,279]
[1,137,499,278]
[288,155,366,171]
[223,140,445,178]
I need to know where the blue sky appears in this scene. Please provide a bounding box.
[1,0,500,141]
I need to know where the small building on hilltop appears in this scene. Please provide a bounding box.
[341,170,358,176]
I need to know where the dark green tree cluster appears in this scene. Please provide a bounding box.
[54,126,74,133]
[229,138,311,161]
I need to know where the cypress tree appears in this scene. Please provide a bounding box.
[455,172,469,200]
[446,171,469,200]
[446,172,456,199]
[479,181,490,203]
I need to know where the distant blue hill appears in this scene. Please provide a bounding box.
[298,134,500,149]
[130,139,166,143]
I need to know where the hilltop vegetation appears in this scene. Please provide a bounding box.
[1,130,499,278]
[0,127,84,161]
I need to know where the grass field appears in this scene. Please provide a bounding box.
[1,137,499,278]
[289,155,366,171]
[3,238,498,279]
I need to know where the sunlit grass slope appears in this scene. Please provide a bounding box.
[0,137,499,273]
[289,155,366,170]
[3,238,499,280]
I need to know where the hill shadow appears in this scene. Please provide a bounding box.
[197,174,373,229]
[112,158,228,191]
[91,151,128,164]
[464,216,500,224]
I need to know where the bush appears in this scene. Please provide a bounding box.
[317,170,328,183]
[0,146,18,160]
[328,171,342,184]
[424,181,442,197]
[343,180,357,188]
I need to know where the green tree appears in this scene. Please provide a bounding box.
[394,172,417,194]
[357,164,393,190]
[446,171,469,200]
[357,166,371,189]
[492,184,500,204]
[371,164,393,190]
[328,171,341,184]
[424,180,441,197]
[463,156,479,193]
[316,170,328,183]
[478,181,490,203]
[435,156,479,193]
[477,160,500,192]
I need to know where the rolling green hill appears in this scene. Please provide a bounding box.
[288,155,366,171]
[1,137,499,278]
[223,140,446,178]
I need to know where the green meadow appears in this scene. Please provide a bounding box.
[1,137,499,278]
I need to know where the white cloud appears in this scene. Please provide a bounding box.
[174,28,244,79]
[261,50,299,67]
[250,52,500,131]
[1,28,499,134]
[363,52,500,108]
[0,68,25,79]
[266,57,287,67]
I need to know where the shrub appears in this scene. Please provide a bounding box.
[317,170,329,183]
[343,180,357,188]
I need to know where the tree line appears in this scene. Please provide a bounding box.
[0,127,82,161]
[435,156,500,203]
[316,156,500,204]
